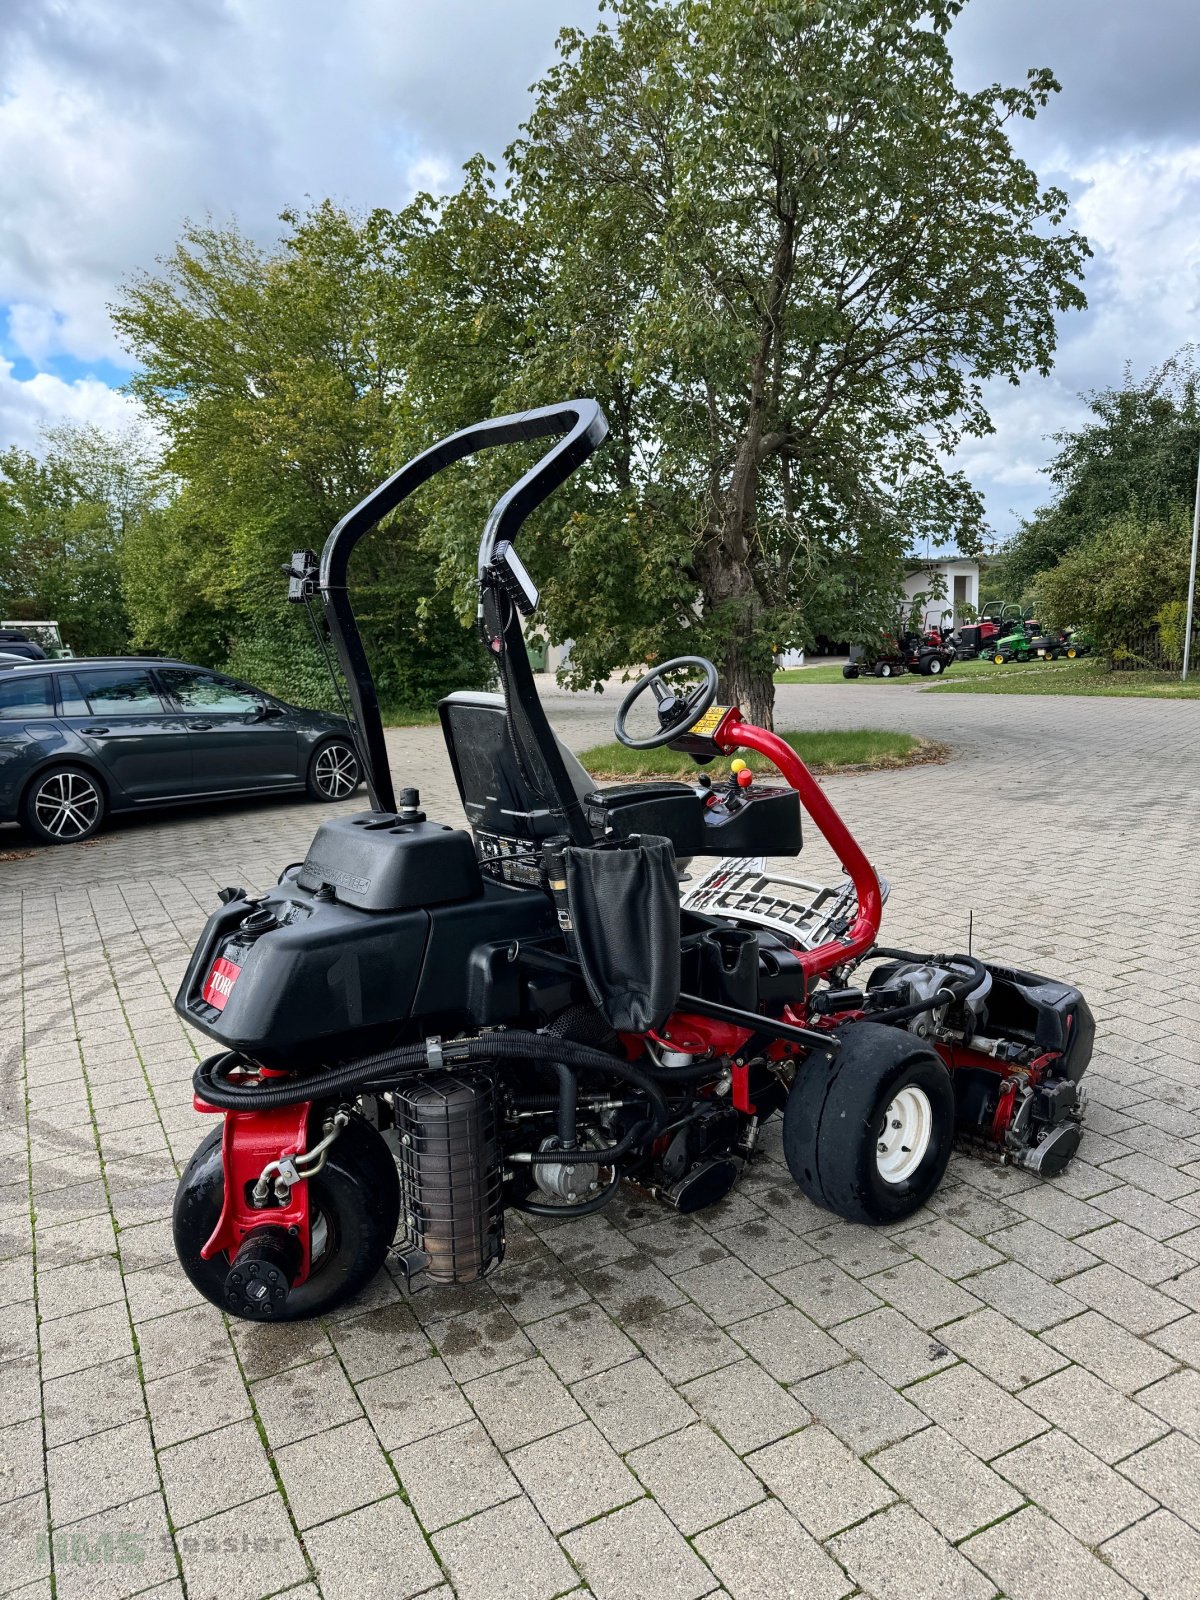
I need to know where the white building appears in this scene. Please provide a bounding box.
[903,557,980,630]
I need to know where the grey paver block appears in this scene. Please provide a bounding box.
[671,1258,782,1326]
[43,1354,145,1446]
[572,1356,696,1452]
[136,1305,230,1381]
[304,1494,444,1600]
[563,1497,717,1600]
[628,1422,764,1534]
[834,1304,957,1387]
[872,1425,1024,1542]
[1101,1507,1200,1600]
[966,1261,1081,1331]
[995,1428,1156,1545]
[831,1501,997,1600]
[357,1353,473,1449]
[1043,1309,1180,1392]
[747,1424,894,1538]
[865,1260,982,1330]
[1137,1368,1200,1440]
[0,1490,49,1596]
[393,1419,520,1533]
[794,1359,927,1453]
[1083,1219,1195,1283]
[898,1216,1004,1279]
[694,1497,853,1600]
[327,1300,433,1381]
[987,1218,1101,1281]
[252,1352,362,1447]
[465,1354,585,1450]
[177,1490,310,1600]
[509,1419,643,1533]
[52,1490,178,1600]
[435,1496,577,1600]
[47,1418,158,1526]
[0,1417,45,1508]
[145,1353,251,1448]
[799,1218,912,1278]
[726,1304,845,1383]
[626,1300,742,1383]
[428,1306,534,1383]
[937,1307,1068,1390]
[1020,1364,1166,1464]
[769,1258,883,1326]
[679,1356,808,1455]
[1091,1185,1199,1242]
[908,1363,1046,1460]
[158,1417,278,1528]
[1151,1309,1200,1367]
[492,1251,593,1325]
[711,1214,817,1276]
[528,1301,640,1384]
[962,1505,1139,1600]
[627,1215,731,1276]
[1121,1433,1200,1537]
[229,1315,333,1381]
[1062,1262,1190,1334]
[274,1413,397,1529]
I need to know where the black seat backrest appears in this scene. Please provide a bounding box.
[439,692,595,843]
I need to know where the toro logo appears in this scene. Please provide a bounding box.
[202,956,242,1012]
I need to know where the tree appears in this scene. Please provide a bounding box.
[111,204,488,710]
[992,349,1200,601]
[0,425,156,655]
[400,0,1087,723]
[1035,509,1193,656]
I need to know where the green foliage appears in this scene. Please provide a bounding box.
[111,204,489,707]
[993,350,1200,600]
[1034,509,1193,655]
[0,425,158,656]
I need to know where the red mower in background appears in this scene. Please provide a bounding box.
[170,400,1092,1323]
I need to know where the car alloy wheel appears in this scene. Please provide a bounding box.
[32,770,103,841]
[314,741,360,800]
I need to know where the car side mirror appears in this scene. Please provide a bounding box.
[257,703,285,721]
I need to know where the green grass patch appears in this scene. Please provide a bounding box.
[380,702,441,727]
[926,663,1200,698]
[579,728,944,780]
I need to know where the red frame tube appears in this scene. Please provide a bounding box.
[720,720,883,981]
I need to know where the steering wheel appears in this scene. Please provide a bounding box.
[614,656,720,750]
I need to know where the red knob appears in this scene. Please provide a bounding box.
[736,768,753,788]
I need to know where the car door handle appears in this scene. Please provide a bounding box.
[81,725,110,735]
[190,721,213,730]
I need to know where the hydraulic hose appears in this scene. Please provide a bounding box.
[194,1032,671,1132]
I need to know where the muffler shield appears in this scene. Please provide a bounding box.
[394,1073,505,1284]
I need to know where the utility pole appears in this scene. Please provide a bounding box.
[1184,441,1200,682]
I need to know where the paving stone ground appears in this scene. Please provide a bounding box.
[3,675,1199,1600]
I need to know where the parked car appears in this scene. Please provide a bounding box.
[0,657,363,844]
[0,629,49,662]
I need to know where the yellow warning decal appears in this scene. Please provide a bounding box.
[688,704,731,735]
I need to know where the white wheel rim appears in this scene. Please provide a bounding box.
[316,744,359,798]
[876,1086,933,1184]
[34,771,101,838]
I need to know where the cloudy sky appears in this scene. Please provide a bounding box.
[1,0,1197,541]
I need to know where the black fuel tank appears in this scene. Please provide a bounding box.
[175,882,431,1064]
[297,811,483,910]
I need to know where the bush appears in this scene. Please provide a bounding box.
[1035,510,1193,660]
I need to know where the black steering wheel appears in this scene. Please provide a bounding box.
[614,656,720,750]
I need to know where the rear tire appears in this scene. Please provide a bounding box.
[783,1023,955,1225]
[842,665,859,679]
[173,1114,401,1322]
[307,738,362,802]
[875,662,893,678]
[927,657,944,675]
[21,765,106,844]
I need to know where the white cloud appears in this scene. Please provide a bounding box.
[0,355,142,449]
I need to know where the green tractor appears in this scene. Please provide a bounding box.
[988,614,1065,665]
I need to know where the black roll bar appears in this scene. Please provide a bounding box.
[318,399,608,813]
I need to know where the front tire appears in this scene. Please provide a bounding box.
[21,765,106,844]
[927,657,944,675]
[842,665,859,679]
[783,1023,955,1225]
[307,738,362,802]
[173,1114,401,1322]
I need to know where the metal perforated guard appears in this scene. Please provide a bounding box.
[681,856,890,951]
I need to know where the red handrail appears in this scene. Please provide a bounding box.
[720,720,883,981]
